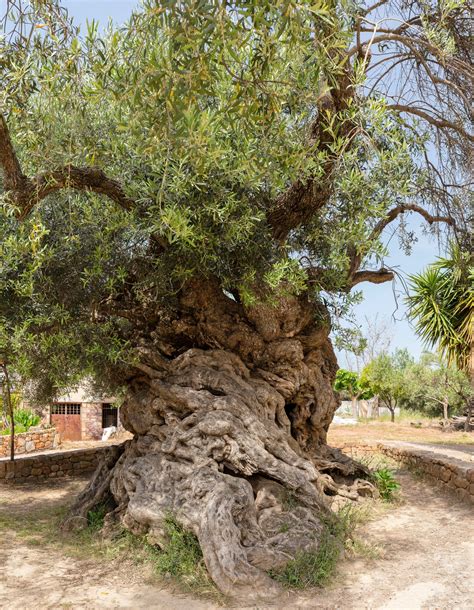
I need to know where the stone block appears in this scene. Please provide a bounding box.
[50,464,59,472]
[439,467,451,482]
[25,441,35,452]
[453,476,468,490]
[467,470,474,483]
[30,467,43,476]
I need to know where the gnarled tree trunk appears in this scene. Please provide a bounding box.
[67,280,373,600]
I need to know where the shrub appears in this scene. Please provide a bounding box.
[372,468,400,501]
[13,408,40,431]
[1,424,27,435]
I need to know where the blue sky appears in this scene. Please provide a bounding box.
[64,0,443,362]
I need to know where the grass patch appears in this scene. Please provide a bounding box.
[269,503,373,589]
[269,528,342,588]
[150,514,215,595]
[282,489,299,510]
[0,502,221,601]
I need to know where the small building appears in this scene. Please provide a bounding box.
[47,387,124,441]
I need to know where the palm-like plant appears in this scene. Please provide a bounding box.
[406,246,473,375]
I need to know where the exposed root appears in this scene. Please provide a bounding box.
[68,347,375,600]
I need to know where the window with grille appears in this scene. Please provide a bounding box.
[102,404,118,428]
[51,403,81,415]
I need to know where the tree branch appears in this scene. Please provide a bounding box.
[387,104,474,141]
[0,114,27,191]
[369,203,455,242]
[22,165,136,219]
[351,268,394,287]
[1,112,136,219]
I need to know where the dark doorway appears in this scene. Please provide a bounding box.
[102,403,118,428]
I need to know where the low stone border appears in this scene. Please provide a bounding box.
[0,428,60,458]
[338,441,474,504]
[0,444,120,481]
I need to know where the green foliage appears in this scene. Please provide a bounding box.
[406,246,473,373]
[362,349,414,418]
[334,368,374,400]
[86,503,108,531]
[0,1,468,401]
[397,353,472,417]
[13,408,40,430]
[372,468,400,502]
[149,514,216,594]
[270,531,341,588]
[269,504,363,589]
[1,424,27,435]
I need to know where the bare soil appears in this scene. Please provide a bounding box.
[327,420,474,447]
[1,470,473,609]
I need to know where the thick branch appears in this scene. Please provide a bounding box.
[23,165,136,219]
[369,203,455,242]
[388,104,474,141]
[351,268,394,287]
[0,114,27,191]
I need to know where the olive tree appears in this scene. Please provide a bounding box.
[0,0,471,598]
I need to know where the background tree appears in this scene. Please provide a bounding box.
[0,321,18,461]
[341,314,394,374]
[0,0,472,598]
[334,369,374,417]
[399,353,472,421]
[363,349,414,422]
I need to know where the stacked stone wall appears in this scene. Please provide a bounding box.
[339,441,474,504]
[0,428,60,458]
[0,444,119,481]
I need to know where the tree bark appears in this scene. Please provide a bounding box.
[67,282,374,600]
[351,396,359,418]
[1,364,15,462]
[442,396,449,422]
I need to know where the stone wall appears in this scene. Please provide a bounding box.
[81,403,104,440]
[339,441,474,504]
[0,428,60,458]
[0,444,119,481]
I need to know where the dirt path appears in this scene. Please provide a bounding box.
[381,440,474,463]
[302,472,474,610]
[1,473,473,609]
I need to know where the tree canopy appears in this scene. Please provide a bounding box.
[0,0,471,399]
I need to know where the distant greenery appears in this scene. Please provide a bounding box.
[1,407,40,433]
[398,353,472,418]
[13,408,40,430]
[339,350,472,422]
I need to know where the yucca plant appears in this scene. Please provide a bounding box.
[406,246,473,374]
